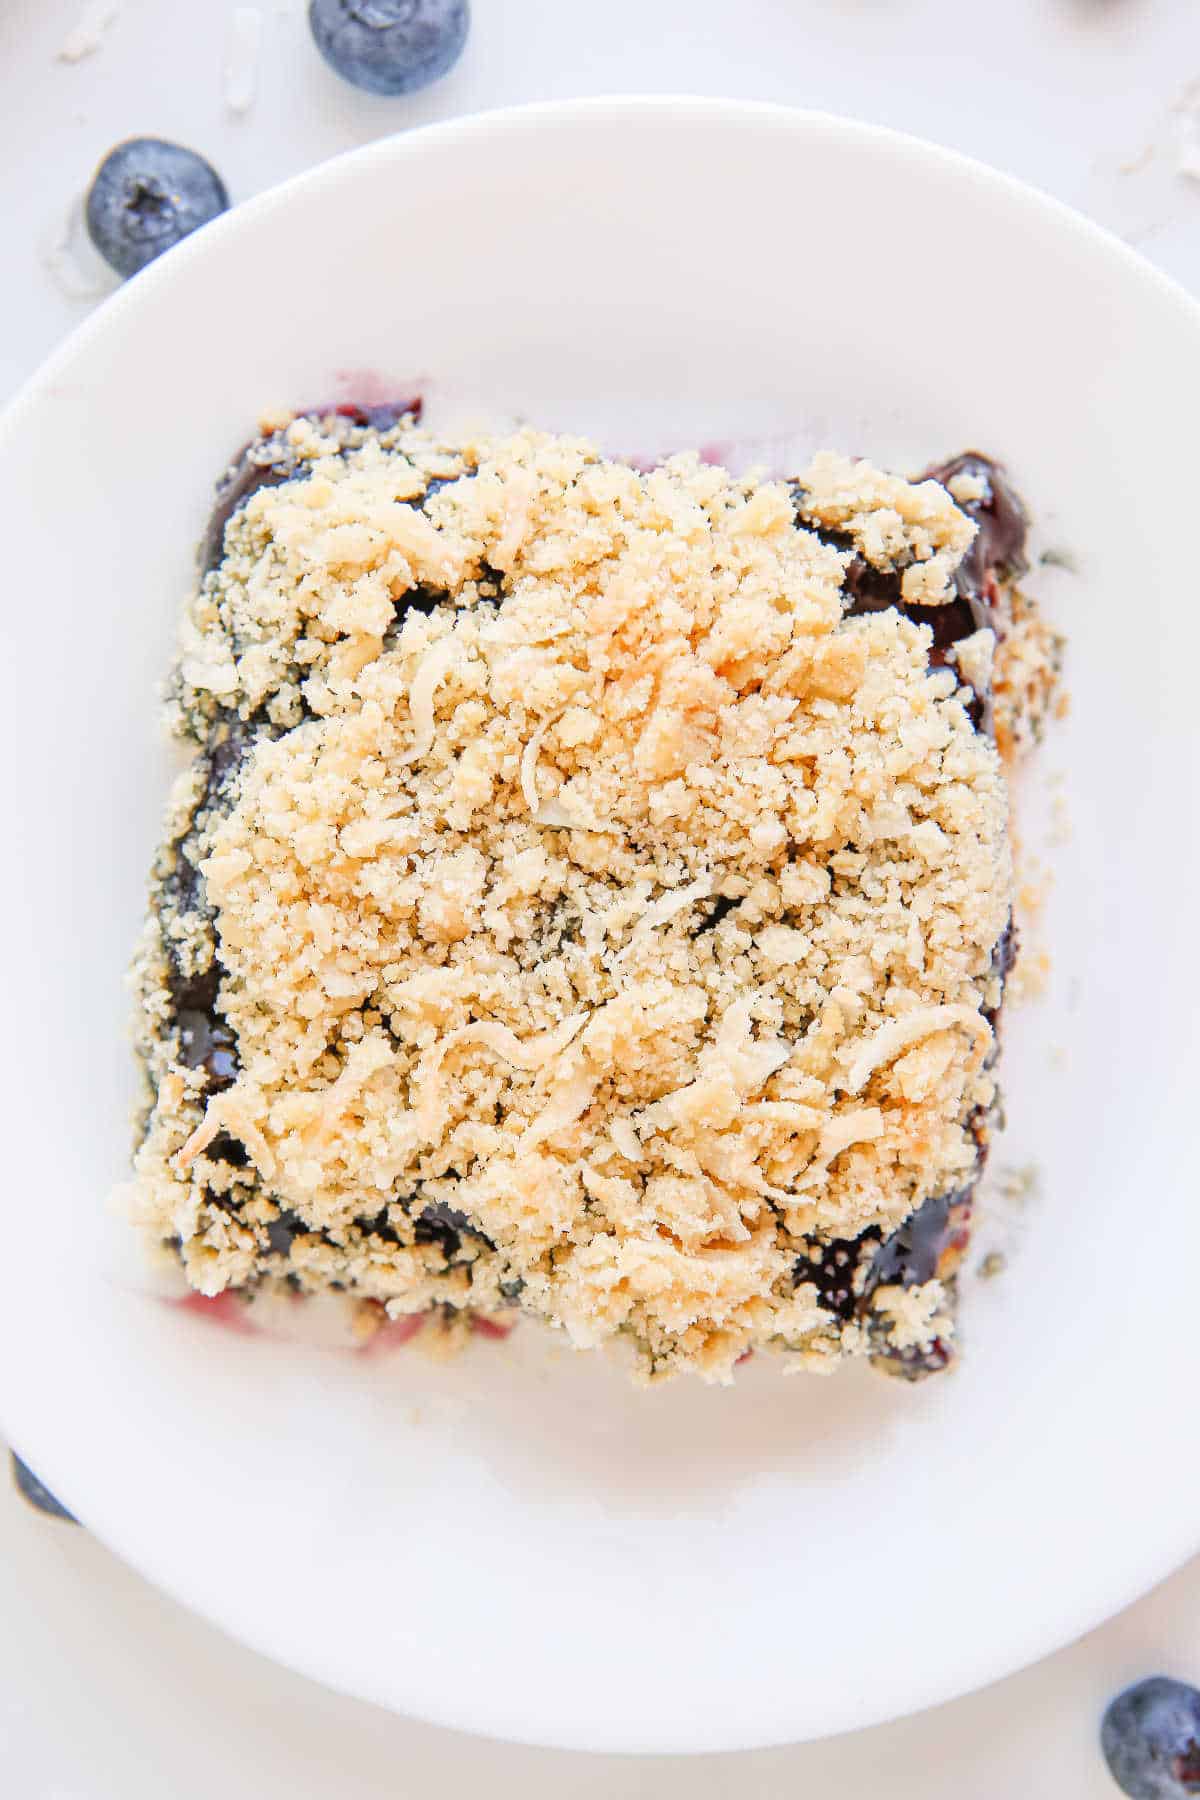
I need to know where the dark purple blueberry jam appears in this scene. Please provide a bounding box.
[873,1333,955,1382]
[866,1187,969,1292]
[792,451,1029,740]
[922,452,1029,594]
[176,1009,238,1090]
[200,400,423,572]
[200,443,302,573]
[794,1235,879,1321]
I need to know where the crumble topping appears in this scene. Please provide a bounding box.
[796,451,975,605]
[131,418,1029,1384]
[870,1279,950,1352]
[993,585,1065,759]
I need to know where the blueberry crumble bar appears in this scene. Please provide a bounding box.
[129,406,1061,1384]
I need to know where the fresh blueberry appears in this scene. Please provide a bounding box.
[10,1453,77,1524]
[1102,1677,1200,1798]
[308,0,469,96]
[85,138,229,279]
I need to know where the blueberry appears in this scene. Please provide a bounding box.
[10,1453,77,1523]
[85,138,229,279]
[308,0,469,96]
[1102,1678,1200,1798]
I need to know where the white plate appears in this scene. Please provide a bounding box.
[0,98,1197,1755]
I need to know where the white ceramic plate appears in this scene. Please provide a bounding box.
[1,98,1197,1755]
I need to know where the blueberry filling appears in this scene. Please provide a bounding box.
[692,893,741,937]
[984,917,1018,1035]
[794,451,1028,739]
[383,581,455,648]
[200,445,303,574]
[200,399,423,572]
[414,1217,461,1258]
[356,1207,404,1245]
[415,1199,496,1260]
[168,963,219,1020]
[265,1210,308,1257]
[207,1130,249,1168]
[149,724,261,1140]
[176,1009,238,1090]
[838,552,993,725]
[866,1187,970,1292]
[419,1199,473,1234]
[794,1186,974,1346]
[922,452,1029,591]
[793,1234,879,1322]
[420,474,459,504]
[161,721,256,939]
[872,1335,955,1383]
[256,1196,491,1267]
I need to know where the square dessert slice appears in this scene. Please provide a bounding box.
[130,412,1058,1384]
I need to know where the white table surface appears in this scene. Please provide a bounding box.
[3,0,1198,1791]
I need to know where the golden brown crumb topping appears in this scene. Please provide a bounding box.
[132,420,1017,1383]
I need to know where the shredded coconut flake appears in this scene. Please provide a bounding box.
[399,635,459,765]
[520,720,550,815]
[224,5,263,115]
[614,876,713,961]
[176,1109,220,1171]
[520,1069,599,1152]
[843,1006,991,1096]
[416,1013,588,1141]
[609,1117,643,1161]
[56,0,118,62]
[533,799,595,830]
[815,1107,885,1162]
